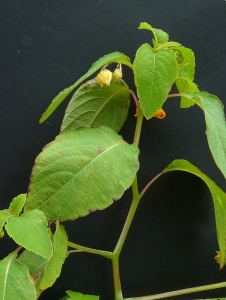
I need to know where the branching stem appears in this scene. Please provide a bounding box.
[124,281,226,300]
[140,172,162,197]
[111,107,144,300]
[67,241,113,259]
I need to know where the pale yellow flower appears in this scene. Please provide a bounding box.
[97,69,113,87]
[113,64,122,81]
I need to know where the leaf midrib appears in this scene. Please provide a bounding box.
[36,141,125,209]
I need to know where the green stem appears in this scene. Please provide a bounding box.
[67,241,113,259]
[167,93,183,98]
[114,184,141,255]
[124,281,226,300]
[133,109,144,146]
[112,255,124,300]
[112,108,144,300]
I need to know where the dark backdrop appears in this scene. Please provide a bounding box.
[1,1,226,299]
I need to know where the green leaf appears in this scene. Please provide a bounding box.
[17,250,48,297]
[162,159,226,268]
[134,44,178,119]
[0,211,9,232]
[0,253,36,300]
[139,22,169,44]
[182,92,226,178]
[5,209,53,258]
[64,291,99,300]
[25,127,139,221]
[155,41,181,52]
[9,194,26,217]
[18,250,48,277]
[61,79,130,133]
[176,78,199,108]
[39,52,132,123]
[173,46,195,80]
[39,222,68,290]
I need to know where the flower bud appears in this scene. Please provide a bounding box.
[97,69,113,87]
[215,251,221,265]
[113,64,122,81]
[154,108,166,119]
[0,228,4,238]
[134,107,139,117]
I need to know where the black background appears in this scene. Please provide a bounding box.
[1,0,226,299]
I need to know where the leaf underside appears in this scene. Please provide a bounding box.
[17,250,48,296]
[163,159,226,268]
[183,92,226,179]
[61,79,130,133]
[39,52,132,123]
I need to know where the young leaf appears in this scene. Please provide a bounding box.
[5,209,53,258]
[8,193,26,217]
[17,250,48,296]
[64,290,99,300]
[39,52,132,123]
[39,222,68,290]
[182,92,226,179]
[155,41,181,52]
[0,211,9,232]
[61,79,130,133]
[139,22,169,44]
[25,127,139,221]
[176,78,199,108]
[173,46,195,80]
[0,253,36,300]
[134,44,178,119]
[162,159,226,268]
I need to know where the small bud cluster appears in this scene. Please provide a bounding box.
[97,64,122,87]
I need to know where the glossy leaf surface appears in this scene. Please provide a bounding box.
[40,223,68,290]
[61,79,130,133]
[134,43,177,119]
[25,127,139,221]
[5,209,53,258]
[163,159,226,268]
[183,92,226,178]
[0,253,36,300]
[39,52,132,123]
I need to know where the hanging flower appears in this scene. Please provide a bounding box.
[154,108,166,119]
[134,107,139,117]
[113,64,122,81]
[97,69,113,87]
[215,251,221,264]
